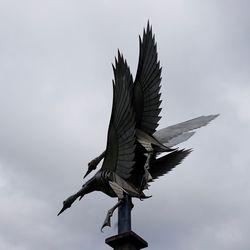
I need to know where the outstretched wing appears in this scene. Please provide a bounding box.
[150,149,192,180]
[133,22,162,135]
[101,53,136,180]
[154,114,219,144]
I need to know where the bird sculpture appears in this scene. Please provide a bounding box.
[58,22,218,231]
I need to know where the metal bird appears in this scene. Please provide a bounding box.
[58,22,218,231]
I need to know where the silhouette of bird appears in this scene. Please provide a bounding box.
[58,22,218,230]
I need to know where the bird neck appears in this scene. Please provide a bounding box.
[78,176,97,197]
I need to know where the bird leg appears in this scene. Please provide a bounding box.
[101,199,124,232]
[140,151,153,192]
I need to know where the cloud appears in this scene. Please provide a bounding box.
[0,1,249,249]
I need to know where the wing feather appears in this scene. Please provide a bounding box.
[101,53,136,180]
[154,114,219,144]
[150,149,192,180]
[133,22,162,134]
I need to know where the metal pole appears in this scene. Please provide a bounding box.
[105,195,148,250]
[118,194,132,234]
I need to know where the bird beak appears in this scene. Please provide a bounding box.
[83,168,91,178]
[57,205,67,216]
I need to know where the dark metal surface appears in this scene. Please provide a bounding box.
[118,195,132,234]
[106,231,148,250]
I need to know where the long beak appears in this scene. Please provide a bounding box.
[83,168,91,178]
[57,205,67,216]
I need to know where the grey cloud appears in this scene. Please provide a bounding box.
[0,1,249,249]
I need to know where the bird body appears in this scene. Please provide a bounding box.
[90,170,145,199]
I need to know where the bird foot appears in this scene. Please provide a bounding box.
[101,209,113,232]
[101,199,124,232]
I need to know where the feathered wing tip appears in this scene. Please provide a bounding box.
[112,50,134,96]
[134,21,163,134]
[149,149,192,180]
[154,114,220,144]
[144,20,152,37]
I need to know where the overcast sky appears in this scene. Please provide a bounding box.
[0,1,250,249]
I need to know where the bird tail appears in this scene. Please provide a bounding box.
[149,149,192,181]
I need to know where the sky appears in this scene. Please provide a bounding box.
[0,0,250,249]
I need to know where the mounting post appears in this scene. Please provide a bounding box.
[105,194,148,250]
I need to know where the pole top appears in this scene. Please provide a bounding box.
[105,230,148,249]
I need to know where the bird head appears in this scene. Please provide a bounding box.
[83,167,92,179]
[57,194,78,216]
[84,159,98,178]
